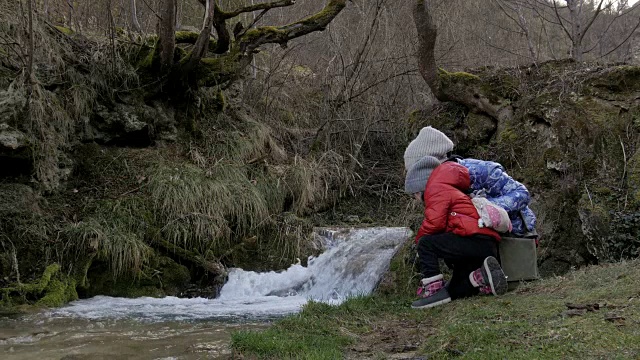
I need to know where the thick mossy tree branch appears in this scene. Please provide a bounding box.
[168,0,344,90]
[197,1,298,54]
[175,31,217,49]
[212,2,232,54]
[158,0,177,71]
[237,0,347,54]
[193,0,346,88]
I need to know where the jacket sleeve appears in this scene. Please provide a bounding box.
[481,163,530,213]
[415,189,450,243]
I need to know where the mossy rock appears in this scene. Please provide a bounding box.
[83,262,164,298]
[497,125,519,144]
[1,264,78,308]
[0,183,41,215]
[458,112,495,153]
[156,256,191,294]
[82,255,190,298]
[375,239,418,297]
[483,73,521,101]
[542,146,567,171]
[0,184,52,282]
[36,278,78,307]
[231,213,318,272]
[628,149,640,206]
[589,66,640,93]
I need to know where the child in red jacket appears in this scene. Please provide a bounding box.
[405,128,508,309]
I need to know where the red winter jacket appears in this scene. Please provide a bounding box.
[415,161,501,243]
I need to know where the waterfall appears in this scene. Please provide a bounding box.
[52,227,410,321]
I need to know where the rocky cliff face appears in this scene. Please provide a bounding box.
[2,28,638,308]
[411,60,640,275]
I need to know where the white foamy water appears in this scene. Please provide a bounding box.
[51,227,410,322]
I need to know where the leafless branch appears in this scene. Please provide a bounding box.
[580,0,606,43]
[141,0,163,21]
[599,18,640,58]
[196,0,295,20]
[553,1,574,40]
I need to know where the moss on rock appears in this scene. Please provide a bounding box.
[628,149,640,206]
[589,65,640,93]
[37,278,78,307]
[1,264,78,308]
[438,69,481,83]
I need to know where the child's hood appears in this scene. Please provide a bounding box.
[429,161,471,191]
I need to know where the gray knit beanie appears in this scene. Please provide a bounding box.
[405,155,441,194]
[404,126,454,170]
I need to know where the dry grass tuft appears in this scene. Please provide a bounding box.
[149,163,270,254]
[62,198,152,278]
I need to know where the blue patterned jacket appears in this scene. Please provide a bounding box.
[458,158,537,235]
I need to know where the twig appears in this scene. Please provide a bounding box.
[141,0,163,21]
[115,183,146,198]
[584,184,593,207]
[620,135,627,187]
[237,9,270,38]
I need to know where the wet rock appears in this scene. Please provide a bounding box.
[82,102,177,146]
[0,123,27,150]
[146,101,178,142]
[0,123,32,177]
[0,183,41,215]
[345,215,360,223]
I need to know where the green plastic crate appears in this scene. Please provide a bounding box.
[499,236,540,282]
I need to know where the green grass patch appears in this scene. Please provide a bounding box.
[232,260,640,359]
[231,297,403,359]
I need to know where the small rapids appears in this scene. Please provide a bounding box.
[0,227,410,359]
[52,227,410,321]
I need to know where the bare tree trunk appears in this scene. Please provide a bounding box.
[183,0,216,71]
[67,0,73,30]
[516,2,537,62]
[176,0,184,30]
[250,0,257,79]
[567,0,584,61]
[414,0,513,123]
[413,0,441,98]
[130,0,142,32]
[26,0,34,84]
[107,0,117,73]
[158,0,177,71]
[212,2,232,54]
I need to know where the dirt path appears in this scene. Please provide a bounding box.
[346,318,434,360]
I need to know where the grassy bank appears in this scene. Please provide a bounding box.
[231,259,640,359]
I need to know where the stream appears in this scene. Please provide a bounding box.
[0,227,410,360]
